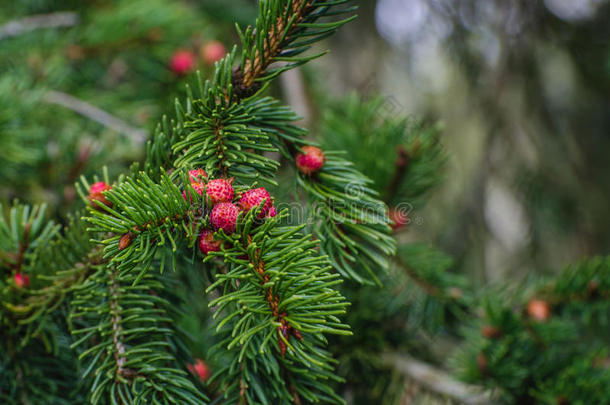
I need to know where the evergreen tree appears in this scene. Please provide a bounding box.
[1,1,608,405]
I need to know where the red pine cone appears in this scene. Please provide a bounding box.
[187,358,211,382]
[15,273,30,288]
[527,299,551,321]
[238,187,275,218]
[206,179,234,205]
[210,203,239,234]
[88,182,113,208]
[188,168,208,183]
[170,50,196,76]
[200,40,226,65]
[296,146,325,175]
[182,182,205,202]
[199,230,221,254]
[389,208,409,230]
[268,206,277,218]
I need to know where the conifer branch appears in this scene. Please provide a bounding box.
[296,152,396,285]
[108,268,128,378]
[205,208,350,403]
[232,0,356,100]
[70,268,208,404]
[239,0,314,88]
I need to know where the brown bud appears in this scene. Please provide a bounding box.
[527,299,551,321]
[557,396,569,405]
[88,182,113,208]
[291,328,303,341]
[480,325,501,339]
[278,338,287,356]
[118,233,132,251]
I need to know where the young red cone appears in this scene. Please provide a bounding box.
[206,179,234,205]
[88,182,113,208]
[188,168,208,183]
[199,230,221,254]
[527,299,551,321]
[200,40,226,65]
[389,208,409,230]
[210,203,239,234]
[188,358,211,382]
[15,273,30,288]
[170,50,196,76]
[182,182,205,202]
[238,187,275,218]
[296,146,325,175]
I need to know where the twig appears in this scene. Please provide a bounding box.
[43,90,148,144]
[232,0,315,99]
[381,353,497,405]
[240,0,313,87]
[109,269,127,377]
[0,12,79,41]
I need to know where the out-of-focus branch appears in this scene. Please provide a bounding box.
[381,353,497,405]
[279,67,311,128]
[43,90,148,144]
[0,12,79,40]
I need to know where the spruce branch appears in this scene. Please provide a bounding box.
[82,171,202,274]
[2,2,368,402]
[70,267,208,404]
[232,0,356,99]
[10,214,100,331]
[296,151,396,285]
[170,83,282,183]
[453,256,610,404]
[205,207,350,404]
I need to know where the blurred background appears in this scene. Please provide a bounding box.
[1,1,609,403]
[315,0,610,284]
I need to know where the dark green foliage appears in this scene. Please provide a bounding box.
[81,170,201,274]
[70,267,208,404]
[0,204,92,403]
[320,93,446,207]
[453,257,610,404]
[205,208,349,404]
[0,1,373,403]
[0,320,86,405]
[331,243,471,405]
[298,151,396,285]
